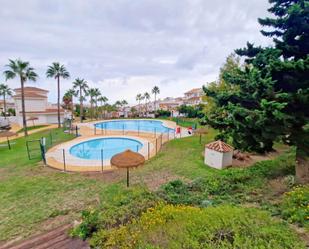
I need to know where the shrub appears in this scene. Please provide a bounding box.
[71,186,159,240]
[94,204,305,249]
[281,185,309,230]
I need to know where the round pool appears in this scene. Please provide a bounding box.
[69,137,143,160]
[94,119,174,133]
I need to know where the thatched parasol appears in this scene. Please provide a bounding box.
[0,131,18,149]
[111,149,145,187]
[195,127,208,144]
[27,117,38,127]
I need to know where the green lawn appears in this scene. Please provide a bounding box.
[17,125,49,133]
[0,127,306,247]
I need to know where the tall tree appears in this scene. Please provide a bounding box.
[144,92,150,115]
[121,99,128,116]
[73,78,88,123]
[0,83,13,119]
[46,62,70,128]
[136,93,142,116]
[152,86,160,113]
[88,88,100,120]
[98,96,108,119]
[204,0,309,183]
[63,88,77,118]
[3,59,38,136]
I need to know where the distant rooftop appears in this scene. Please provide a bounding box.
[14,86,48,93]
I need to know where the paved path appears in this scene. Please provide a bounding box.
[0,124,57,143]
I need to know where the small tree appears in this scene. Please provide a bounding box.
[0,83,13,119]
[73,78,88,123]
[152,86,160,113]
[4,59,38,136]
[46,62,70,128]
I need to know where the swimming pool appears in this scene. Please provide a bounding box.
[69,137,143,160]
[94,119,174,133]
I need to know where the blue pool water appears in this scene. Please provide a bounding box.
[70,137,143,160]
[95,119,174,133]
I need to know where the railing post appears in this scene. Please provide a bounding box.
[136,145,139,152]
[154,128,156,138]
[75,126,78,137]
[101,149,104,173]
[94,125,96,135]
[101,123,103,135]
[62,149,66,172]
[180,127,182,138]
[26,141,31,160]
[155,138,158,154]
[123,124,125,135]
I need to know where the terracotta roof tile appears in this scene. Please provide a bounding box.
[205,140,234,153]
[14,87,48,92]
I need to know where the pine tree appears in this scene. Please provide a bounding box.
[204,0,309,182]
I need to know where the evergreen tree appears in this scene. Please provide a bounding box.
[204,0,309,182]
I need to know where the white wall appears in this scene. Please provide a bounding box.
[204,148,233,169]
[15,98,47,113]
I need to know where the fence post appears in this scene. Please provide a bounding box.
[154,128,156,138]
[50,131,53,146]
[136,145,139,152]
[123,124,125,135]
[155,138,158,154]
[94,125,96,135]
[101,123,103,135]
[62,149,66,172]
[7,137,11,150]
[101,149,104,173]
[180,127,182,138]
[148,142,150,159]
[26,141,31,160]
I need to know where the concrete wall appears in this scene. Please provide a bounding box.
[204,148,233,169]
[15,98,47,113]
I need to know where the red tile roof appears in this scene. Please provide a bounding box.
[14,87,48,92]
[184,88,202,94]
[205,140,234,153]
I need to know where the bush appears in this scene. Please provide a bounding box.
[94,203,305,249]
[71,187,159,240]
[281,185,309,230]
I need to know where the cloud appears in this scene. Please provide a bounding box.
[0,0,271,104]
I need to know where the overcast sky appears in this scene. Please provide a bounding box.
[0,0,272,104]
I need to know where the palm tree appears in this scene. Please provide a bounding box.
[4,59,38,136]
[0,84,13,119]
[144,92,150,116]
[88,88,100,120]
[121,99,128,117]
[73,78,88,123]
[46,62,70,128]
[152,86,160,113]
[63,88,77,117]
[93,88,101,119]
[136,93,142,116]
[98,96,108,119]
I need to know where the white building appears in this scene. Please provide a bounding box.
[184,88,204,105]
[204,140,234,169]
[13,86,68,126]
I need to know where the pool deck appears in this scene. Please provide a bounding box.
[46,119,189,172]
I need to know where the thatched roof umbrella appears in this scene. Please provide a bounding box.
[27,117,38,127]
[111,149,145,187]
[195,127,208,144]
[0,131,17,149]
